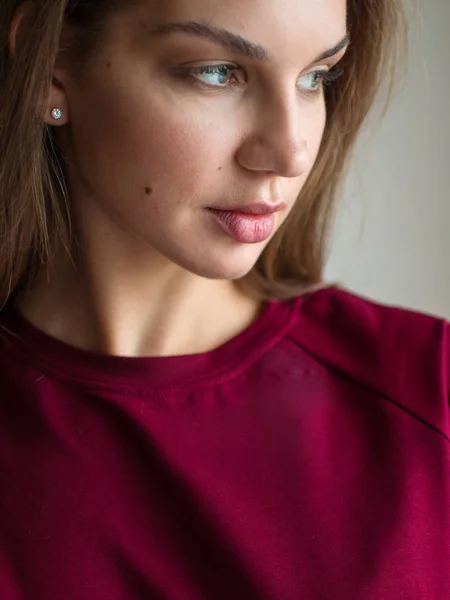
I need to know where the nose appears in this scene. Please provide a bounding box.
[235,93,311,179]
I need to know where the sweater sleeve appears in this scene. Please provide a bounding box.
[445,322,450,438]
[290,286,450,441]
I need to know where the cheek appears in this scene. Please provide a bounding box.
[133,113,220,187]
[69,90,234,206]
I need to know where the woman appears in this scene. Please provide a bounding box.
[0,0,448,598]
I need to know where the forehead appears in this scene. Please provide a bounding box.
[135,0,347,62]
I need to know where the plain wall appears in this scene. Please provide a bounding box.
[325,0,450,318]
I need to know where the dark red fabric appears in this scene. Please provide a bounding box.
[0,287,449,599]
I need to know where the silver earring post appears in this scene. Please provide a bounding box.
[51,108,63,120]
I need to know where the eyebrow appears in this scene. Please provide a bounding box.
[313,34,350,62]
[150,20,350,64]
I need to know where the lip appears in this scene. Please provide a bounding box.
[206,207,281,244]
[208,201,287,216]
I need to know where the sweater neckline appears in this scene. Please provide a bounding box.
[1,297,302,393]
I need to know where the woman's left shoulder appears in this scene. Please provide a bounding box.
[287,286,450,439]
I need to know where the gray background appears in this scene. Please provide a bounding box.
[326,0,450,318]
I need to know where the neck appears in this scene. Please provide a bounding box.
[17,242,262,358]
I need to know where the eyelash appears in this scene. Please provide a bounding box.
[185,63,344,96]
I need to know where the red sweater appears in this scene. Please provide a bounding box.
[0,287,449,599]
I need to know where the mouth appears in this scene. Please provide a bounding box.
[205,202,286,244]
[208,201,287,216]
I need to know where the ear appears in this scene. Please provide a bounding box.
[44,73,71,127]
[7,1,32,55]
[8,1,70,127]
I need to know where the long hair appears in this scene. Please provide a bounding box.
[0,0,406,307]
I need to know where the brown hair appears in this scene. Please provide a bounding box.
[0,0,406,307]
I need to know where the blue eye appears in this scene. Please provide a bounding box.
[189,64,242,87]
[298,71,325,92]
[183,64,343,94]
[297,69,344,95]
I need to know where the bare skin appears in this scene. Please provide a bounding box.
[17,0,347,357]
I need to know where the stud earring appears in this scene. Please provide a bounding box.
[51,108,63,120]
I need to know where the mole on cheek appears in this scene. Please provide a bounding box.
[144,187,153,195]
[106,62,111,68]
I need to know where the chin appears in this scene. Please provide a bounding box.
[176,246,263,281]
[188,258,257,282]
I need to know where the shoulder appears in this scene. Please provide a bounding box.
[287,286,450,439]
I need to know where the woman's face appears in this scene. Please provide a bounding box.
[56,0,347,280]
